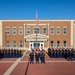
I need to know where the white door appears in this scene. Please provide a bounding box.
[30,42,33,50]
[40,43,44,50]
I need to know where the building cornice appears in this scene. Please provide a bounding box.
[1,19,75,21]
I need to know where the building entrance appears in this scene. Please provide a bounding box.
[30,41,44,50]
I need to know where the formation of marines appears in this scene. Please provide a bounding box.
[29,49,45,64]
[48,47,75,61]
[0,48,22,59]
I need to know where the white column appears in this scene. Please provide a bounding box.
[73,24,75,48]
[0,21,2,48]
[48,23,49,48]
[24,23,25,50]
[70,21,73,48]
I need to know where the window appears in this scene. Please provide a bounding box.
[27,28,30,34]
[19,28,23,35]
[6,28,10,34]
[63,28,67,34]
[57,28,60,34]
[12,28,16,35]
[6,41,10,47]
[57,41,60,47]
[50,41,54,47]
[19,41,23,47]
[50,28,54,34]
[63,41,67,47]
[43,28,46,34]
[34,28,39,34]
[13,41,16,47]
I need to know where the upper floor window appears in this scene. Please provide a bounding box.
[19,28,23,35]
[27,28,30,34]
[57,28,60,34]
[57,41,60,47]
[63,28,67,34]
[50,28,54,34]
[34,28,39,34]
[19,41,23,47]
[43,28,46,34]
[6,28,10,34]
[12,28,16,35]
[13,41,16,47]
[6,41,10,47]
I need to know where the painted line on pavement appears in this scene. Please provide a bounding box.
[3,51,27,75]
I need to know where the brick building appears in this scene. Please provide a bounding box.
[0,20,75,50]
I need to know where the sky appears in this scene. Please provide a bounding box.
[0,0,75,19]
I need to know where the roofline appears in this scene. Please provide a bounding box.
[0,19,75,21]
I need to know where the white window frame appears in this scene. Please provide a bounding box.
[26,27,30,34]
[34,27,40,34]
[19,41,23,47]
[6,27,10,35]
[63,27,67,35]
[6,41,10,47]
[12,27,16,35]
[13,41,16,47]
[57,27,60,35]
[19,27,23,35]
[50,41,54,47]
[43,27,46,34]
[57,41,60,47]
[50,27,54,35]
[63,41,67,47]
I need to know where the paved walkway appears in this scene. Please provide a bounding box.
[0,51,75,75]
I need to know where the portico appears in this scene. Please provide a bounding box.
[24,34,49,50]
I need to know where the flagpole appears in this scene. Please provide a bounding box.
[36,10,38,49]
[36,25,37,49]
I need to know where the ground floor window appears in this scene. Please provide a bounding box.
[19,41,23,47]
[63,41,67,47]
[6,41,10,47]
[50,41,54,47]
[13,41,16,47]
[57,41,60,47]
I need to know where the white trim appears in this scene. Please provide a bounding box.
[50,27,54,35]
[42,27,47,34]
[56,27,61,35]
[19,41,23,47]
[24,34,49,39]
[6,41,10,47]
[26,27,31,34]
[63,27,67,35]
[48,23,49,47]
[73,24,75,48]
[19,27,23,35]
[12,27,17,35]
[56,41,61,47]
[12,41,17,47]
[0,21,2,47]
[6,27,10,35]
[1,20,75,22]
[50,40,54,47]
[27,24,46,26]
[24,23,25,50]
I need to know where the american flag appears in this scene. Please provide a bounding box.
[36,11,38,26]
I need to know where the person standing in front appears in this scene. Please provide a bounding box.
[35,50,40,64]
[29,50,34,64]
[40,50,45,64]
